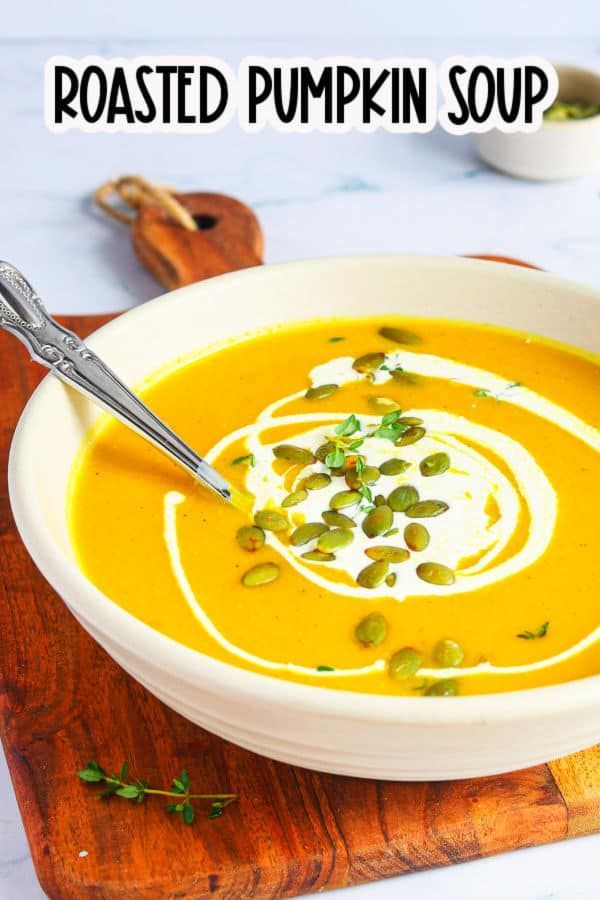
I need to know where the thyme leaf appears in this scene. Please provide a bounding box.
[325,446,346,469]
[381,410,402,426]
[231,453,256,467]
[517,621,549,640]
[348,439,364,451]
[335,414,361,437]
[373,423,407,442]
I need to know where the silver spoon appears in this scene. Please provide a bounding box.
[0,261,234,504]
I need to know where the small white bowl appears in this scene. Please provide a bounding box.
[475,64,600,180]
[8,255,600,780]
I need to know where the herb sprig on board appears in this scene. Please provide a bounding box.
[77,761,237,824]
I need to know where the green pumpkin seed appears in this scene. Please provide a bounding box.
[416,562,456,585]
[242,562,280,587]
[282,489,308,508]
[353,352,386,373]
[347,465,380,489]
[355,612,388,647]
[290,522,329,546]
[368,395,401,413]
[254,510,289,532]
[379,326,421,345]
[397,416,424,426]
[362,505,393,538]
[385,572,397,587]
[304,472,332,491]
[420,452,450,478]
[379,458,410,476]
[388,485,419,512]
[426,678,459,697]
[391,370,423,387]
[317,528,354,553]
[362,466,381,485]
[389,647,422,680]
[330,490,362,510]
[396,426,426,446]
[406,500,449,519]
[301,550,335,562]
[374,494,387,507]
[315,441,336,462]
[236,525,266,552]
[433,639,465,668]
[365,545,410,563]
[322,510,356,528]
[345,468,362,490]
[356,559,389,588]
[305,383,339,400]
[404,523,430,551]
[273,444,315,465]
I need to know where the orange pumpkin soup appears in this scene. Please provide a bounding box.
[70,317,600,696]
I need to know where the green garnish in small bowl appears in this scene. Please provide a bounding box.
[544,99,600,121]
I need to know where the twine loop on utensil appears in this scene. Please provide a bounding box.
[94,175,198,231]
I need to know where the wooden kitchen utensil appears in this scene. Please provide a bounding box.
[95,175,263,289]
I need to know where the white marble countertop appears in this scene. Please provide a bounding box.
[2,9,600,898]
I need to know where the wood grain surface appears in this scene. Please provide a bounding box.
[1,259,600,898]
[131,192,263,289]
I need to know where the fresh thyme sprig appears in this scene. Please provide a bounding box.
[371,409,408,442]
[335,414,361,438]
[324,415,363,468]
[323,408,407,473]
[77,761,238,824]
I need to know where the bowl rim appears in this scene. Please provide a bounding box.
[9,253,600,727]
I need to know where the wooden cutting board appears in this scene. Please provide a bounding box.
[2,263,600,899]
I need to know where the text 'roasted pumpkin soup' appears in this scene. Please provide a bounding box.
[70,318,600,696]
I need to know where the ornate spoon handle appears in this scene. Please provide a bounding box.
[0,261,232,503]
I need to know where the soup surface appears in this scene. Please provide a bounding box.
[70,317,600,696]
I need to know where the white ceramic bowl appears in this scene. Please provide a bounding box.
[9,255,600,780]
[475,64,600,180]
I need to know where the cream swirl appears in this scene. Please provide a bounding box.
[160,350,600,680]
[203,352,571,599]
